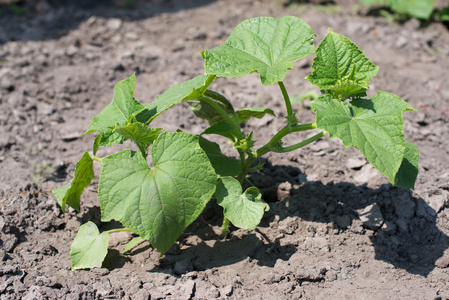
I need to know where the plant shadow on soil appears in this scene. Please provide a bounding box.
[0,0,217,43]
[133,162,449,277]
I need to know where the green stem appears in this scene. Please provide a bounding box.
[221,217,231,239]
[278,81,293,117]
[273,131,327,153]
[106,228,133,234]
[93,156,102,162]
[256,122,317,157]
[199,95,244,140]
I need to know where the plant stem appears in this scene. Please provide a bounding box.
[221,217,231,239]
[278,81,293,117]
[256,122,317,157]
[199,95,244,140]
[272,131,327,153]
[106,228,133,234]
[93,156,102,162]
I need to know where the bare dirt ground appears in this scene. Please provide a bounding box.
[1,0,449,299]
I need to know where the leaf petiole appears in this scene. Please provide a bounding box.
[199,95,244,141]
[106,228,134,234]
[278,81,297,125]
[272,131,327,153]
[93,156,102,162]
[256,122,317,157]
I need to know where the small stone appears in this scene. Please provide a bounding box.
[221,285,233,297]
[381,220,396,234]
[395,36,408,48]
[359,204,384,230]
[354,164,379,184]
[416,199,436,222]
[61,133,81,142]
[66,45,78,57]
[23,286,45,300]
[346,158,366,170]
[174,260,194,275]
[395,218,408,232]
[106,18,122,30]
[335,215,351,229]
[435,256,449,269]
[393,194,416,219]
[428,194,447,213]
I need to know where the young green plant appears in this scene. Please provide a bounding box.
[52,16,419,270]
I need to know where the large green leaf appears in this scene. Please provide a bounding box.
[113,122,161,157]
[306,29,378,99]
[198,137,242,177]
[394,142,419,189]
[52,151,94,213]
[70,222,109,270]
[311,91,415,184]
[84,74,146,146]
[98,131,217,254]
[140,75,216,124]
[202,16,315,85]
[215,177,266,230]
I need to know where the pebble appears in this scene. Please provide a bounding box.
[346,158,366,170]
[174,260,194,275]
[354,164,379,184]
[393,193,416,219]
[427,194,447,213]
[435,256,449,269]
[335,215,351,229]
[358,203,384,230]
[106,18,122,31]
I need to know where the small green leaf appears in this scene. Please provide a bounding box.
[70,222,109,270]
[199,137,242,177]
[203,16,315,85]
[98,131,217,254]
[215,177,266,230]
[306,29,378,99]
[52,152,94,213]
[311,91,415,183]
[201,122,234,140]
[93,134,101,156]
[84,74,146,146]
[187,97,234,126]
[140,75,216,124]
[389,0,434,19]
[237,107,276,123]
[394,142,419,189]
[440,6,449,21]
[113,122,161,157]
[123,236,145,253]
[234,132,256,150]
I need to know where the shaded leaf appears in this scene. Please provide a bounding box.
[52,151,94,213]
[199,137,242,177]
[394,142,419,189]
[215,177,266,230]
